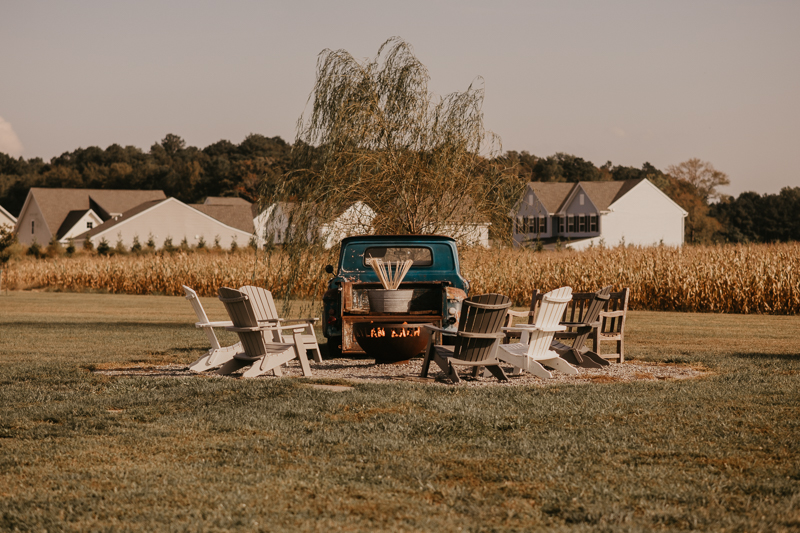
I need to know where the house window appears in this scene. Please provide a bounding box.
[590,215,598,232]
[567,215,575,233]
[540,216,547,234]
[516,217,523,234]
[559,216,565,233]
[579,215,586,232]
[87,222,93,229]
[31,221,35,234]
[579,193,585,206]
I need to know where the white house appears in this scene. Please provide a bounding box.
[319,201,376,249]
[14,188,167,245]
[73,197,253,249]
[253,201,296,247]
[512,179,688,249]
[0,205,16,230]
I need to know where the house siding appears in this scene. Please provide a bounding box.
[16,197,52,245]
[568,181,686,250]
[512,185,552,246]
[81,199,252,249]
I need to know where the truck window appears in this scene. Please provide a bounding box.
[364,247,433,267]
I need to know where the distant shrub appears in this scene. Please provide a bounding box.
[97,238,110,255]
[162,237,175,253]
[131,235,142,254]
[27,240,43,259]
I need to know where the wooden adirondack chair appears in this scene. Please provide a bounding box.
[591,287,629,362]
[420,293,512,384]
[550,285,613,368]
[238,286,323,363]
[497,286,577,379]
[216,287,313,378]
[183,285,242,372]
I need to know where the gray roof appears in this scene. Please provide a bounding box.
[191,204,255,233]
[26,188,166,238]
[79,199,167,239]
[527,179,644,213]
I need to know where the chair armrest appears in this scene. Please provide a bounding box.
[503,324,567,333]
[600,311,625,318]
[196,321,233,328]
[561,321,601,329]
[224,324,282,333]
[281,318,319,325]
[458,332,506,339]
[506,309,532,318]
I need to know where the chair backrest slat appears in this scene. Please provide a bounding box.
[453,293,512,362]
[183,285,221,349]
[526,286,572,358]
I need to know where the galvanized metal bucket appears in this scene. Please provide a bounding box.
[367,289,414,313]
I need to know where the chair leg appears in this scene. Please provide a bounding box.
[446,362,461,384]
[216,358,251,376]
[618,339,624,363]
[485,364,508,382]
[541,356,579,375]
[580,349,610,366]
[420,342,434,377]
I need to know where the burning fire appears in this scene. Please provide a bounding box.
[358,325,421,338]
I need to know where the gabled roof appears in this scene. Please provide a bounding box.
[79,199,167,238]
[191,204,255,233]
[57,209,97,238]
[526,179,645,214]
[76,197,255,241]
[526,182,575,212]
[24,188,166,237]
[0,205,16,224]
[579,179,643,211]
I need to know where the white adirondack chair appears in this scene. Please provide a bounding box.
[217,287,312,378]
[183,285,242,372]
[238,285,322,363]
[497,286,578,379]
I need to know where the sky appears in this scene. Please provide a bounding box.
[1,0,798,197]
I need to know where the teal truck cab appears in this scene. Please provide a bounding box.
[322,235,469,355]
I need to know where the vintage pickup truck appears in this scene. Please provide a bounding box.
[322,235,470,356]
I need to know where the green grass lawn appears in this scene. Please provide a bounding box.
[1,291,798,532]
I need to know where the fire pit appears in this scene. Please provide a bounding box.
[353,322,431,365]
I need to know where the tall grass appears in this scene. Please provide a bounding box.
[5,243,799,314]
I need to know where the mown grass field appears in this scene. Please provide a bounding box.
[1,291,799,531]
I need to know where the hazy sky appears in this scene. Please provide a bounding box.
[2,0,798,197]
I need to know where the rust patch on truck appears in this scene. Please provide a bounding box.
[446,287,467,302]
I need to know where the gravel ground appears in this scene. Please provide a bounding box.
[95,357,708,387]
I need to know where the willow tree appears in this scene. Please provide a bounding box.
[262,37,520,247]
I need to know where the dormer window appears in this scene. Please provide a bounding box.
[87,222,93,229]
[579,193,585,206]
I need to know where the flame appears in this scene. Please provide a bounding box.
[358,325,421,338]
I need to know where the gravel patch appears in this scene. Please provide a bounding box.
[94,358,708,386]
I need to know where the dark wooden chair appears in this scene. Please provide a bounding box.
[217,287,312,378]
[591,288,629,362]
[550,286,613,368]
[421,293,512,384]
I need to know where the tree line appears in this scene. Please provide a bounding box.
[1,134,797,244]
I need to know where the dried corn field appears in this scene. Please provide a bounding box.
[4,243,799,314]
